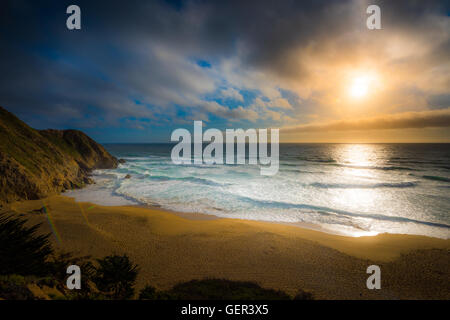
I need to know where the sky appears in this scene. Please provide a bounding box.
[1,0,449,143]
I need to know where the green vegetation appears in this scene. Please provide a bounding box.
[0,213,53,276]
[0,274,35,300]
[138,285,159,300]
[169,279,291,300]
[138,279,299,300]
[293,288,314,300]
[93,255,138,299]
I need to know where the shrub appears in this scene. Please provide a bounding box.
[0,213,53,276]
[138,285,158,300]
[293,288,314,300]
[47,251,96,295]
[93,254,138,299]
[0,275,35,300]
[166,279,291,300]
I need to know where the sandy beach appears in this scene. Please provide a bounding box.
[5,195,450,300]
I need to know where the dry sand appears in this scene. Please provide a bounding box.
[5,195,450,299]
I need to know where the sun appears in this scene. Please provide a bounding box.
[349,76,371,99]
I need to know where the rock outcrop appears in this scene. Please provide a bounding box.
[0,106,118,203]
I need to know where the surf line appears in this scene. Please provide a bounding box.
[171,121,279,175]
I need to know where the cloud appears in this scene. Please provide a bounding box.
[253,97,292,110]
[428,94,450,109]
[0,0,238,128]
[220,88,244,102]
[0,0,448,139]
[282,108,450,132]
[198,101,258,121]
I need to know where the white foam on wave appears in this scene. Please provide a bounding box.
[62,152,450,239]
[64,178,139,207]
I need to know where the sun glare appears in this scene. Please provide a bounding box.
[349,76,371,99]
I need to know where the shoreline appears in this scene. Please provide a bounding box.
[62,178,450,240]
[61,195,450,261]
[5,195,450,299]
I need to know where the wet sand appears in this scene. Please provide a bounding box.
[6,195,450,299]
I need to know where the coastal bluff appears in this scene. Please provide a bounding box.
[0,106,118,203]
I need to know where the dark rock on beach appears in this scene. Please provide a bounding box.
[0,106,118,204]
[30,206,48,215]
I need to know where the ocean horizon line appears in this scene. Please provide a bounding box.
[99,142,450,145]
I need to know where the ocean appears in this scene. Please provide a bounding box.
[66,143,450,239]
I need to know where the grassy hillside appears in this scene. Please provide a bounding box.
[0,106,118,203]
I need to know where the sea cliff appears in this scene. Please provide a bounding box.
[0,106,117,203]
